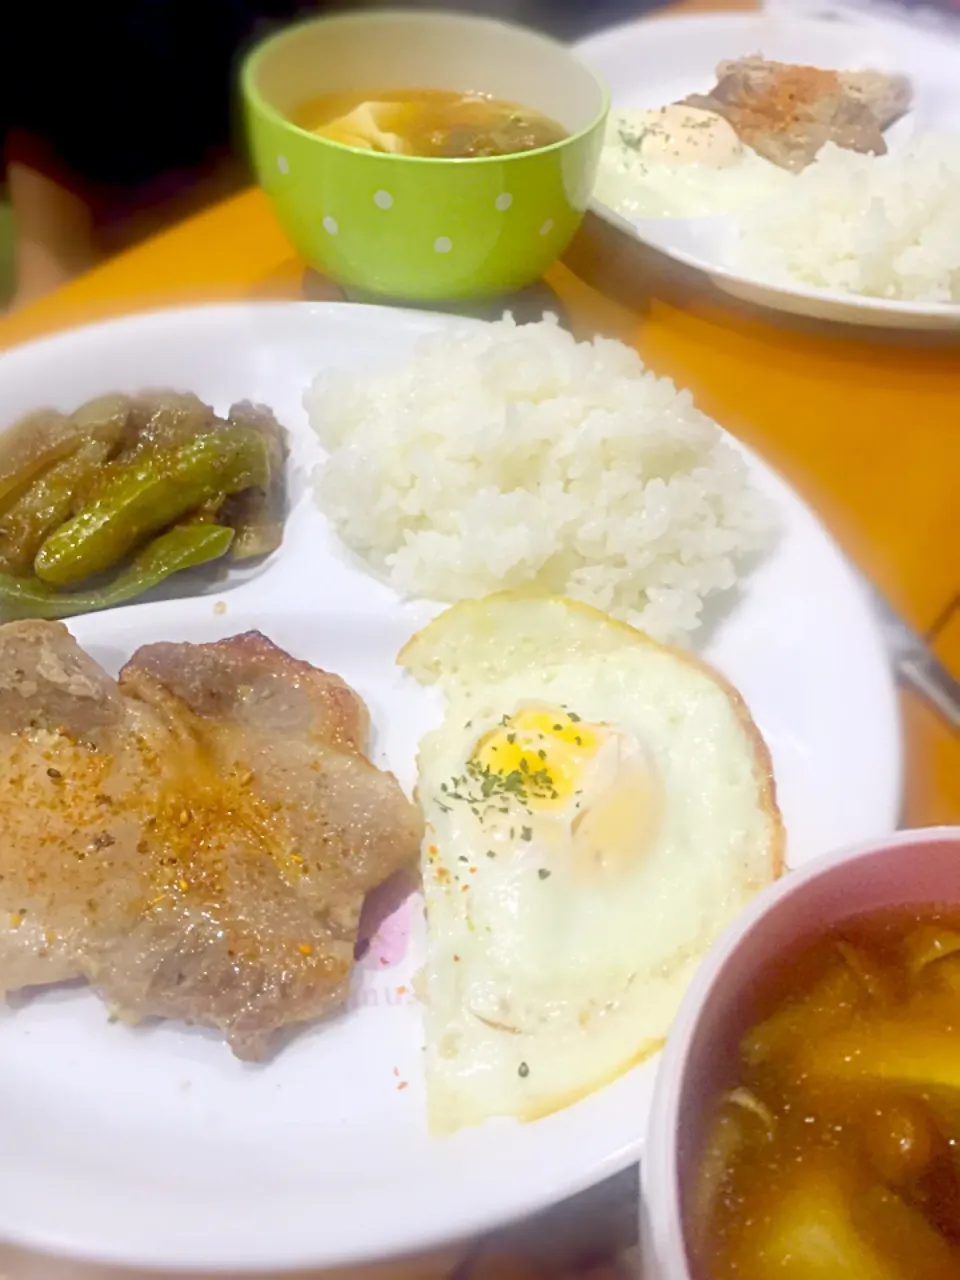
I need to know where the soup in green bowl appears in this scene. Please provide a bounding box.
[242,10,609,302]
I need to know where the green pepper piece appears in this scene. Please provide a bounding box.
[0,396,131,513]
[0,438,113,573]
[0,524,235,619]
[34,428,267,588]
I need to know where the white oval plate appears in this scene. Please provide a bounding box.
[0,303,901,1272]
[576,14,960,329]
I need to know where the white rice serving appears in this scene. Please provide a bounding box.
[734,136,960,303]
[307,316,772,642]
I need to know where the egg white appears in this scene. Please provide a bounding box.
[595,108,792,219]
[401,596,783,1133]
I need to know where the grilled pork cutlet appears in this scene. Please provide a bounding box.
[686,56,912,172]
[836,69,913,132]
[0,621,163,993]
[0,622,422,1059]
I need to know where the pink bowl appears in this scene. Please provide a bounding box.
[640,825,960,1280]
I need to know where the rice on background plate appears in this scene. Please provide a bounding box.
[734,136,960,304]
[307,316,772,644]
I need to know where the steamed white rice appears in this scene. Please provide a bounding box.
[734,136,960,303]
[307,316,772,642]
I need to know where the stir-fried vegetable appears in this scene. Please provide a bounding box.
[0,439,113,573]
[222,401,288,560]
[35,428,268,587]
[0,392,288,618]
[0,524,235,619]
[0,400,128,511]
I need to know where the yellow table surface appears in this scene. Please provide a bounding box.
[0,6,958,1275]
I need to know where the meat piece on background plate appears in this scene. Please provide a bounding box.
[685,56,912,171]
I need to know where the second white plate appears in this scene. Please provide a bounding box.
[577,13,960,328]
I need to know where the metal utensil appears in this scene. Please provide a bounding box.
[862,577,960,731]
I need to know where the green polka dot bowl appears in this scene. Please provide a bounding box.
[242,9,609,302]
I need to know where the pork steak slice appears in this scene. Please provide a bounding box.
[0,623,423,1059]
[686,56,910,171]
[0,621,169,992]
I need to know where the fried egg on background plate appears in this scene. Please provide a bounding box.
[594,105,792,218]
[399,595,784,1133]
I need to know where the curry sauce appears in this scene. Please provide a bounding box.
[691,906,960,1280]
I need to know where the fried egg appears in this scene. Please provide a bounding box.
[399,595,784,1133]
[620,105,745,168]
[595,106,792,218]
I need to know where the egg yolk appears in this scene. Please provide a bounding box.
[471,706,601,811]
[471,705,662,879]
[618,105,743,169]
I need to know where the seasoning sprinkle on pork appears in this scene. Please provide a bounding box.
[0,621,422,1059]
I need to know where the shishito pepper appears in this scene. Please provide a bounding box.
[34,428,267,588]
[0,438,113,573]
[0,395,129,513]
[0,524,235,619]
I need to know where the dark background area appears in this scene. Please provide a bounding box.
[0,0,667,304]
[335,0,665,40]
